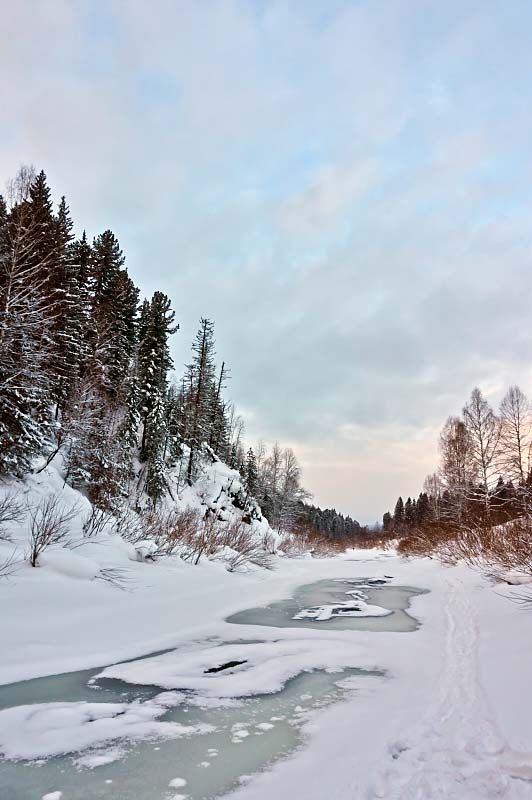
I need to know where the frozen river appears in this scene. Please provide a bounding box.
[0,577,424,800]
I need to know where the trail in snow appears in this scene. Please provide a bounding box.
[368,577,532,799]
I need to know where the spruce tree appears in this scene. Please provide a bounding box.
[393,496,405,528]
[90,231,138,398]
[0,187,53,474]
[228,442,238,470]
[69,231,93,377]
[144,388,167,503]
[184,318,216,483]
[245,447,258,494]
[50,196,80,411]
[166,378,189,463]
[415,492,431,526]
[105,269,138,397]
[25,170,57,278]
[382,511,393,531]
[404,497,414,527]
[208,361,230,457]
[66,404,132,510]
[138,291,177,458]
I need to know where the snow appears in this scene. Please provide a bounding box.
[132,539,159,562]
[97,637,371,697]
[38,549,101,581]
[0,693,214,761]
[169,777,187,788]
[74,748,125,768]
[293,600,392,620]
[1,465,532,797]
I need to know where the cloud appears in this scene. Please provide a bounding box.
[2,0,532,521]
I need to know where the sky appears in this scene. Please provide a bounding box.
[2,0,532,523]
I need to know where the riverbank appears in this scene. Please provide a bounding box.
[1,548,531,798]
[0,545,416,685]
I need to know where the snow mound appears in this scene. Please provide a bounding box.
[293,601,392,621]
[0,692,213,761]
[38,550,102,581]
[97,637,370,698]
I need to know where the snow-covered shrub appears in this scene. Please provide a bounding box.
[217,521,274,572]
[180,514,224,565]
[261,529,279,555]
[140,507,202,557]
[27,495,79,567]
[82,506,114,538]
[437,518,532,578]
[112,507,146,544]
[191,460,263,524]
[278,526,349,558]
[0,550,18,579]
[0,493,24,541]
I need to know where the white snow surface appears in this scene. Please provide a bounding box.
[293,600,392,620]
[0,693,212,760]
[98,637,371,697]
[1,465,532,797]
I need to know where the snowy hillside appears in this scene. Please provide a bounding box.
[0,448,282,594]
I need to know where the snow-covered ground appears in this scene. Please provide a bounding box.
[1,550,532,797]
[1,468,532,797]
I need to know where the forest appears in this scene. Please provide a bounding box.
[382,386,532,577]
[0,165,363,553]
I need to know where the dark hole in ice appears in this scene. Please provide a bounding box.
[204,660,248,674]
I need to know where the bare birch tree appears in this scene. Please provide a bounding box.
[462,388,501,520]
[499,386,532,508]
[439,416,476,523]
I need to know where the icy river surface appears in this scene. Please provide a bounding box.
[0,577,425,800]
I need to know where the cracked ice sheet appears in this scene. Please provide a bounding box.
[0,692,214,761]
[97,638,373,698]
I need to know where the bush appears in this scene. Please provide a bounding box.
[436,518,532,577]
[217,521,274,571]
[27,495,79,567]
[82,506,114,538]
[0,493,24,541]
[143,507,203,557]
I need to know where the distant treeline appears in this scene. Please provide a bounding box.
[300,502,362,539]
